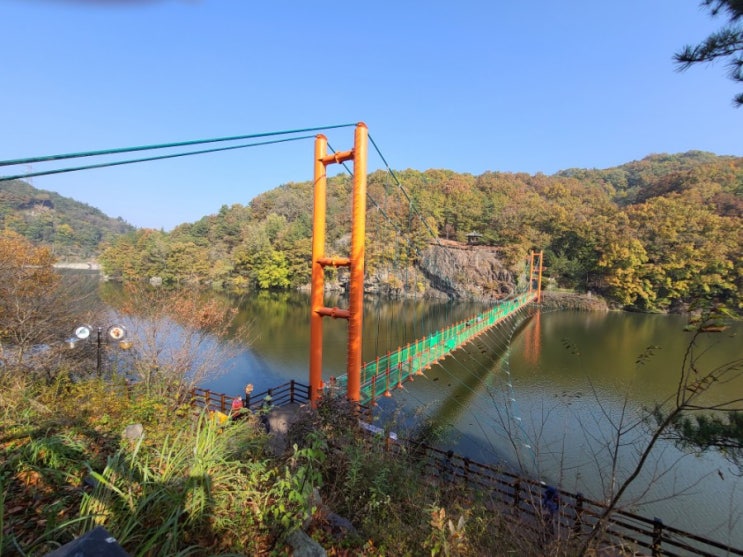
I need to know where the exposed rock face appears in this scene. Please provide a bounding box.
[417,241,515,301]
[315,240,518,302]
[359,240,516,301]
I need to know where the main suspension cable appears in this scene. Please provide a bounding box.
[0,135,314,182]
[0,123,357,168]
[368,133,442,246]
[326,142,400,233]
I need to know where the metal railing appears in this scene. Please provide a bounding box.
[333,291,537,405]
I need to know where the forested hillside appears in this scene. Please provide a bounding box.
[98,151,742,312]
[0,179,135,259]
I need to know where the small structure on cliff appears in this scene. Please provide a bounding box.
[466,231,483,245]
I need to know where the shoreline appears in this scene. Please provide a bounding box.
[539,290,610,311]
[53,262,101,271]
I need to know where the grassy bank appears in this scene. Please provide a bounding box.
[2,374,580,556]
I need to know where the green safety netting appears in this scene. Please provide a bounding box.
[333,292,537,404]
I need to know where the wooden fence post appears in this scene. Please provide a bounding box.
[512,478,521,514]
[652,518,663,556]
[573,493,584,534]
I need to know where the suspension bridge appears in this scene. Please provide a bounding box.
[0,120,543,407]
[305,123,543,407]
[4,123,741,556]
[335,289,539,405]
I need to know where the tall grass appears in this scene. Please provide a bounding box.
[75,412,270,556]
[2,374,581,555]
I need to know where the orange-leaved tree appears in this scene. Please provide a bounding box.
[105,284,252,399]
[0,231,67,374]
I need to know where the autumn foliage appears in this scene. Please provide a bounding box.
[98,152,743,312]
[0,231,60,369]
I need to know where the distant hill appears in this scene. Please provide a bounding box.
[0,179,135,260]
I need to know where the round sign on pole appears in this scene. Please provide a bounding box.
[107,325,127,341]
[74,326,92,340]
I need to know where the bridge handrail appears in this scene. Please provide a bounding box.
[337,292,538,404]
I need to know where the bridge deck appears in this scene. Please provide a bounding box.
[333,291,537,405]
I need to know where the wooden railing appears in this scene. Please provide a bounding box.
[193,381,743,556]
[189,380,310,414]
[413,444,743,557]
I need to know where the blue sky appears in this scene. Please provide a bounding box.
[1,0,740,230]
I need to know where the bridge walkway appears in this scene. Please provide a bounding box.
[331,291,537,405]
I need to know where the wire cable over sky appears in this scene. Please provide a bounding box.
[326,134,443,247]
[0,123,359,182]
[0,123,357,168]
[369,134,443,246]
[0,123,446,252]
[0,135,316,182]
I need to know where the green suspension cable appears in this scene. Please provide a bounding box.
[0,123,357,167]
[368,133,442,247]
[0,135,314,182]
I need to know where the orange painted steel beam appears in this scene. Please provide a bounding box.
[346,122,368,403]
[316,307,351,319]
[529,251,535,295]
[319,149,355,165]
[537,250,544,303]
[309,134,328,407]
[317,256,351,267]
[308,123,368,407]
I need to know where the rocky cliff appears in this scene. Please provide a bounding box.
[361,240,518,302]
[417,240,516,301]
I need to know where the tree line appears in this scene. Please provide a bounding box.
[99,151,742,313]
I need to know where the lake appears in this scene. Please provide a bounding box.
[200,292,743,548]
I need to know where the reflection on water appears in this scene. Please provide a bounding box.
[206,292,487,392]
[203,292,743,547]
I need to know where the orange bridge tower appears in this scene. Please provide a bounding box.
[309,123,368,406]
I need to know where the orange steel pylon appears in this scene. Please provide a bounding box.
[309,123,368,406]
[529,250,544,303]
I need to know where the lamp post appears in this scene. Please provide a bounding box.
[68,324,130,376]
